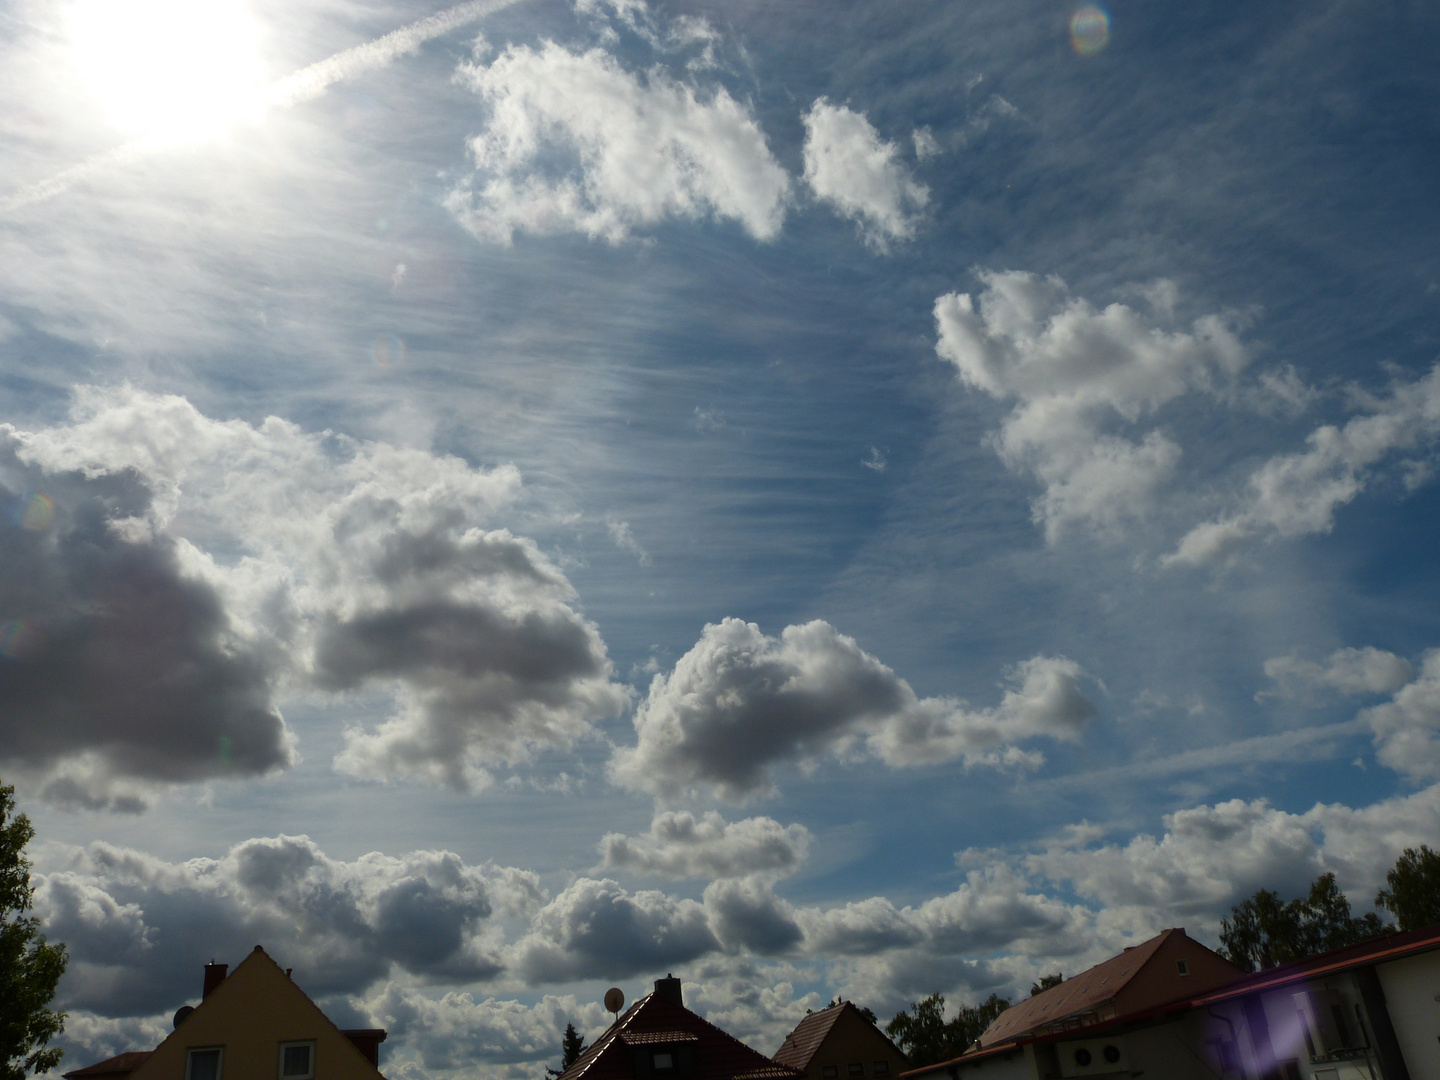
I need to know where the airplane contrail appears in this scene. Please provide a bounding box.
[0,0,518,214]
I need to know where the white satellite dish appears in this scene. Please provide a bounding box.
[604,987,625,1017]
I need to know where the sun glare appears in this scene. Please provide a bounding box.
[67,0,266,144]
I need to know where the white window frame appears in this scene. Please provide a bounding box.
[186,1047,224,1080]
[278,1040,317,1080]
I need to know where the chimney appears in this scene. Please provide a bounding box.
[654,974,682,1007]
[203,961,228,999]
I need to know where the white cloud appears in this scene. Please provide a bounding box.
[9,388,628,795]
[33,834,524,1019]
[606,516,652,565]
[609,618,1095,801]
[911,127,940,161]
[1028,784,1440,923]
[598,811,810,879]
[934,270,1249,541]
[1261,646,1414,700]
[802,99,928,250]
[1168,363,1440,566]
[447,42,790,244]
[356,985,609,1071]
[1360,650,1440,782]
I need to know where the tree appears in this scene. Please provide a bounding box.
[1,781,67,1080]
[1376,846,1440,931]
[885,993,1010,1067]
[1220,872,1388,972]
[546,1023,586,1078]
[1029,973,1063,997]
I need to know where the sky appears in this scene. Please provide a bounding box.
[3,0,1440,1075]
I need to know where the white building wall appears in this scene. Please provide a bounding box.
[1377,951,1440,1077]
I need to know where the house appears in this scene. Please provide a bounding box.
[974,927,1243,1050]
[901,923,1440,1080]
[62,947,388,1080]
[773,1001,909,1080]
[557,975,802,1080]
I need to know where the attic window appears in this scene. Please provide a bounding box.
[187,1048,223,1080]
[279,1042,315,1080]
[822,1069,838,1079]
[1177,960,1189,976]
[653,1052,675,1073]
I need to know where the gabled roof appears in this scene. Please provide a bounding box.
[976,928,1241,1048]
[63,1052,153,1079]
[903,923,1440,1076]
[772,1002,906,1073]
[558,990,802,1080]
[772,1003,848,1071]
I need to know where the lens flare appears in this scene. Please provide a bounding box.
[371,333,407,368]
[21,494,54,531]
[0,620,38,660]
[1070,5,1110,56]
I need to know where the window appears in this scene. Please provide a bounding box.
[279,1042,315,1080]
[1176,960,1189,976]
[653,1052,675,1073]
[848,1064,863,1077]
[187,1048,223,1080]
[822,1067,838,1078]
[872,1063,889,1076]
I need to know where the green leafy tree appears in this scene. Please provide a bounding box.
[1376,846,1440,931]
[1029,973,1063,997]
[885,993,1010,1066]
[1220,872,1388,972]
[1,781,68,1080]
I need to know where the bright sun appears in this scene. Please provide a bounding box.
[67,0,266,144]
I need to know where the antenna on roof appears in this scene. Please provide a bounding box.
[604,988,625,1019]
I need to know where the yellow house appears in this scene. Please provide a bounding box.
[111,947,386,1080]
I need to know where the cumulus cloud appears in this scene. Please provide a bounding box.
[1360,650,1440,782]
[802,99,928,250]
[704,877,803,954]
[33,834,521,1018]
[1168,363,1440,566]
[598,811,810,879]
[356,985,609,1071]
[510,877,718,983]
[0,437,292,810]
[610,618,1095,801]
[1029,784,1440,921]
[10,387,628,795]
[1261,646,1414,700]
[934,270,1249,541]
[447,41,790,244]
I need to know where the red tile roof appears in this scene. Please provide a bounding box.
[772,1003,848,1072]
[976,929,1178,1047]
[62,1052,153,1079]
[904,923,1440,1076]
[558,991,801,1080]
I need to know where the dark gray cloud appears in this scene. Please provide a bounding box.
[511,877,718,984]
[610,619,1094,801]
[703,878,803,954]
[11,389,630,795]
[598,811,810,879]
[34,834,509,1018]
[0,438,292,809]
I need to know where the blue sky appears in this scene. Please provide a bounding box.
[3,0,1440,1075]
